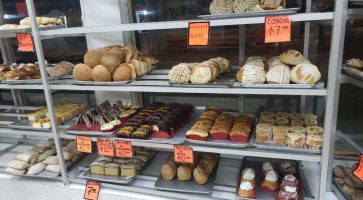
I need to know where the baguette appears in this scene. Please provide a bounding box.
[43,156,59,165]
[7,160,30,170]
[37,147,56,162]
[45,164,61,173]
[27,163,46,175]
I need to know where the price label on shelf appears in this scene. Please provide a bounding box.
[97,139,114,157]
[353,154,363,181]
[265,16,291,43]
[16,33,34,52]
[115,140,133,158]
[84,181,100,200]
[188,22,210,46]
[76,136,92,153]
[174,145,194,164]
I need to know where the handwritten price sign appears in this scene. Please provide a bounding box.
[76,136,92,153]
[97,139,114,157]
[265,16,291,43]
[188,22,210,46]
[174,145,194,164]
[84,181,100,200]
[353,154,363,181]
[115,140,133,158]
[16,33,34,52]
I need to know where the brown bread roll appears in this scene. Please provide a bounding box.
[177,164,192,181]
[334,177,345,184]
[125,45,139,60]
[84,50,103,68]
[345,175,363,189]
[343,184,361,196]
[110,48,127,63]
[193,166,209,185]
[73,64,93,81]
[333,165,347,178]
[92,65,111,82]
[161,163,176,181]
[101,52,121,72]
[113,64,131,81]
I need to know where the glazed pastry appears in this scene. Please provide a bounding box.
[291,64,321,84]
[307,126,323,135]
[241,168,256,188]
[262,170,279,191]
[261,161,274,177]
[279,49,305,65]
[266,64,291,84]
[256,124,272,142]
[287,133,306,149]
[27,163,46,175]
[209,0,233,14]
[238,181,255,198]
[289,126,306,135]
[280,161,297,177]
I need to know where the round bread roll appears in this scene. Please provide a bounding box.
[161,163,176,181]
[84,50,103,68]
[110,48,127,63]
[130,59,142,76]
[343,184,361,196]
[334,177,345,185]
[169,64,191,84]
[92,65,111,82]
[125,46,139,60]
[236,65,266,84]
[112,64,132,81]
[73,64,93,81]
[233,0,258,13]
[101,52,121,72]
[266,64,291,84]
[193,166,209,185]
[279,49,306,65]
[190,65,212,84]
[333,165,347,178]
[267,56,283,70]
[290,64,321,84]
[209,0,233,14]
[177,164,192,181]
[345,175,363,189]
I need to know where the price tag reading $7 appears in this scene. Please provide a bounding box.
[97,139,114,157]
[174,145,194,164]
[265,16,291,43]
[84,181,100,200]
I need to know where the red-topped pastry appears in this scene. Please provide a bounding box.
[278,186,299,200]
[281,175,298,188]
[280,161,297,177]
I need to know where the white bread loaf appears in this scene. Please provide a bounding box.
[290,64,321,84]
[27,163,46,175]
[267,56,283,70]
[279,49,306,65]
[5,167,25,174]
[45,165,61,173]
[209,0,233,14]
[236,65,266,84]
[7,160,30,170]
[190,65,212,84]
[266,64,291,84]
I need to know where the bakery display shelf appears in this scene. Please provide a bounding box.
[154,156,219,194]
[336,130,363,154]
[140,74,169,80]
[39,12,333,38]
[9,116,78,132]
[332,180,351,200]
[199,8,300,20]
[0,127,53,137]
[236,156,312,200]
[251,131,322,155]
[4,69,71,85]
[64,126,119,137]
[0,24,67,39]
[0,83,43,90]
[342,67,363,82]
[238,82,324,89]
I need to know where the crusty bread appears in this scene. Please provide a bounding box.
[84,50,103,68]
[190,65,212,84]
[290,63,321,84]
[112,64,132,81]
[110,48,127,63]
[101,52,121,73]
[236,65,266,84]
[73,64,93,81]
[266,64,291,84]
[125,46,139,60]
[92,65,111,82]
[279,49,305,65]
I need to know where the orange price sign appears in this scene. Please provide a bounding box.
[115,140,133,158]
[265,16,291,43]
[174,145,194,164]
[16,33,34,52]
[84,181,100,200]
[76,136,92,153]
[188,22,210,46]
[352,154,363,181]
[97,139,114,157]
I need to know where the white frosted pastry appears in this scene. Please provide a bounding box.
[266,64,291,84]
[279,49,305,65]
[209,0,233,14]
[169,64,191,84]
[13,153,35,163]
[5,167,26,174]
[7,160,30,170]
[267,56,283,69]
[233,0,259,13]
[265,170,278,182]
[291,64,321,84]
[45,165,61,173]
[236,65,266,84]
[43,156,59,165]
[27,163,46,175]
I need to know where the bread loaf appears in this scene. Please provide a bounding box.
[290,64,321,84]
[73,64,93,81]
[112,63,132,81]
[190,65,212,84]
[101,52,121,73]
[125,46,139,60]
[209,0,233,14]
[279,49,306,65]
[110,48,127,63]
[236,65,266,84]
[169,64,191,83]
[92,65,111,82]
[130,59,142,76]
[266,64,291,84]
[84,50,103,68]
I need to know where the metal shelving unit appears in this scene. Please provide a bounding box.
[0,0,350,199]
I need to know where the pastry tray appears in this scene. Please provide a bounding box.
[113,109,201,145]
[154,157,219,194]
[342,67,363,82]
[199,8,300,20]
[332,180,352,200]
[184,112,255,148]
[236,157,307,200]
[64,126,119,137]
[251,131,321,154]
[9,116,78,131]
[238,82,324,89]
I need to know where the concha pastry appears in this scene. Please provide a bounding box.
[346,58,363,69]
[233,0,259,13]
[279,49,306,65]
[190,64,212,84]
[236,65,266,84]
[209,0,233,15]
[169,64,191,84]
[290,64,321,84]
[266,64,291,84]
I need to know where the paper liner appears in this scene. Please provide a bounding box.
[274,194,301,200]
[187,135,207,141]
[260,182,279,192]
[230,135,249,142]
[210,132,229,140]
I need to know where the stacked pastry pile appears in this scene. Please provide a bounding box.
[344,58,363,77]
[73,45,157,82]
[237,50,321,85]
[47,61,74,77]
[237,160,300,199]
[0,61,51,81]
[186,106,252,142]
[0,17,63,30]
[209,0,285,15]
[90,148,156,177]
[168,57,230,84]
[117,102,193,139]
[29,102,87,128]
[333,164,363,199]
[255,111,323,150]
[5,139,82,175]
[161,152,218,185]
[74,100,138,132]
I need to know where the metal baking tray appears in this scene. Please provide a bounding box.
[154,157,219,194]
[113,109,201,145]
[332,180,351,200]
[184,112,255,148]
[342,67,363,81]
[199,8,299,20]
[236,157,308,200]
[238,82,323,89]
[251,131,321,154]
[64,126,118,137]
[9,115,78,131]
[0,24,66,34]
